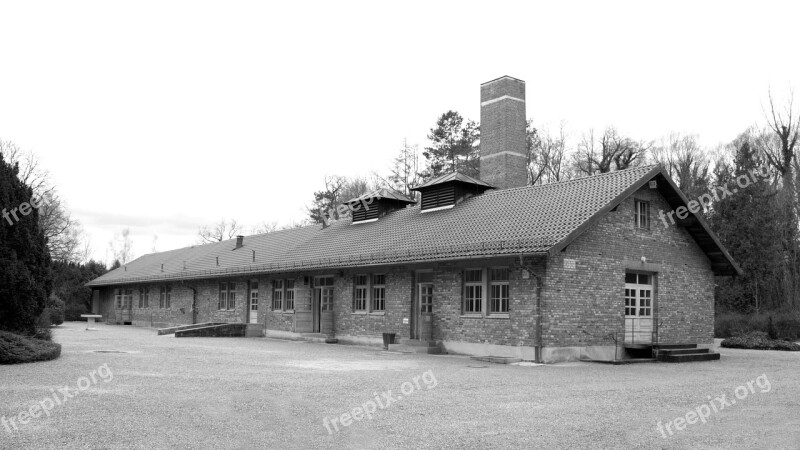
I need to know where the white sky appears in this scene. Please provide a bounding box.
[0,1,797,265]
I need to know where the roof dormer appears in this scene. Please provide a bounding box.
[410,172,494,212]
[346,188,415,223]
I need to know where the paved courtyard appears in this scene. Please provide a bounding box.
[1,322,798,449]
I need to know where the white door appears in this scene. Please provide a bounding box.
[624,273,653,344]
[249,281,259,324]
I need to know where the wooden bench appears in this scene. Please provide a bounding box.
[81,314,102,330]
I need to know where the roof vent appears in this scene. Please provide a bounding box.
[410,172,494,212]
[345,189,415,223]
[235,235,244,249]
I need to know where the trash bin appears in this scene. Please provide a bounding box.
[382,332,396,350]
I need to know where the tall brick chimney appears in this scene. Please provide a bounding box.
[479,76,528,189]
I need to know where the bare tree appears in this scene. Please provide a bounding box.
[2,141,88,262]
[574,127,649,176]
[197,219,242,244]
[108,228,135,265]
[528,121,570,185]
[384,138,421,196]
[250,221,279,234]
[651,133,710,200]
[761,88,799,193]
[0,139,54,197]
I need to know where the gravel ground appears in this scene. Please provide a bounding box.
[1,322,798,450]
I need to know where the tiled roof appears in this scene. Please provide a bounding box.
[410,172,495,190]
[86,165,738,286]
[346,188,415,204]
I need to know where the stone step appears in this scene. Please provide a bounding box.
[659,347,709,355]
[659,352,720,363]
[399,339,438,347]
[387,344,444,355]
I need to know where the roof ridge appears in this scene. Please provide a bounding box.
[482,164,659,197]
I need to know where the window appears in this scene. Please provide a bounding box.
[115,289,122,309]
[219,283,228,310]
[272,280,283,310]
[124,289,133,309]
[463,269,483,314]
[219,282,235,310]
[139,287,150,308]
[316,276,335,312]
[625,273,652,317]
[160,286,167,309]
[372,274,385,312]
[353,275,368,312]
[489,268,509,314]
[165,286,172,309]
[634,199,650,229]
[285,280,295,311]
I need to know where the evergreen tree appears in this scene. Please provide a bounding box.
[0,152,52,334]
[709,133,783,312]
[422,111,480,179]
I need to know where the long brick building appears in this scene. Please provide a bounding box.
[86,76,740,363]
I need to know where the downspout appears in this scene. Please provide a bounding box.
[519,255,544,363]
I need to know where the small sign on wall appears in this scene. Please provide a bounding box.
[564,259,577,270]
[402,318,409,324]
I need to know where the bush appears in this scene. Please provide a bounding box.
[46,295,65,325]
[721,331,800,351]
[715,311,800,340]
[65,303,89,321]
[0,330,61,364]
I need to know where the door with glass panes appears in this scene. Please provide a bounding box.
[624,272,653,344]
[248,281,259,324]
[414,271,434,340]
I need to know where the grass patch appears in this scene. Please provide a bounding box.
[715,311,800,340]
[721,331,800,351]
[0,330,62,364]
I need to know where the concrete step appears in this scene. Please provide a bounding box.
[158,323,223,335]
[659,347,709,356]
[245,324,264,337]
[471,356,522,364]
[387,343,444,355]
[175,323,247,337]
[659,352,720,363]
[656,344,698,350]
[399,339,437,347]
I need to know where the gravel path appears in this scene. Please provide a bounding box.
[1,322,798,449]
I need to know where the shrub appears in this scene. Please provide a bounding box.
[46,295,65,325]
[65,303,89,321]
[715,311,800,340]
[0,330,61,364]
[721,331,800,351]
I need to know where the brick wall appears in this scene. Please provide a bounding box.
[543,185,715,348]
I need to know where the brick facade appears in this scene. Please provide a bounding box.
[96,185,716,363]
[544,185,715,351]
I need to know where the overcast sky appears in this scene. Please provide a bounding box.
[0,1,797,265]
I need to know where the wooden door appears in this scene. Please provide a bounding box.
[418,283,433,341]
[248,281,259,324]
[624,273,653,344]
[320,287,334,335]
